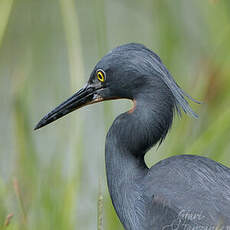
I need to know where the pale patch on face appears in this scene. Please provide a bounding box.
[89,94,104,104]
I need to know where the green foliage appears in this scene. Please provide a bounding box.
[0,0,230,229]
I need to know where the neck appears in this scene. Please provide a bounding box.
[105,94,174,228]
[105,122,147,229]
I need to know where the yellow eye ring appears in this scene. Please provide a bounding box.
[97,70,106,82]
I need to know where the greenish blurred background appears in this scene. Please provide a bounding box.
[0,0,230,229]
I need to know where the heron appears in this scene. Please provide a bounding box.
[35,43,230,229]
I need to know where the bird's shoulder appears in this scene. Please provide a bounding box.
[142,154,230,226]
[145,154,230,191]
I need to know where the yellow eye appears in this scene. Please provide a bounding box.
[97,70,105,82]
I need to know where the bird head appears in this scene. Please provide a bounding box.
[35,43,198,130]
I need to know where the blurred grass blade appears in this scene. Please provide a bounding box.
[4,213,13,227]
[97,179,103,230]
[0,0,14,48]
[59,0,85,228]
[13,178,27,224]
[188,108,230,159]
[59,0,84,89]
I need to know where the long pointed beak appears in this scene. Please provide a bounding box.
[34,83,103,130]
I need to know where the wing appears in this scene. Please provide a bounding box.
[142,155,230,229]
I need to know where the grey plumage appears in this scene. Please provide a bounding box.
[35,43,230,230]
